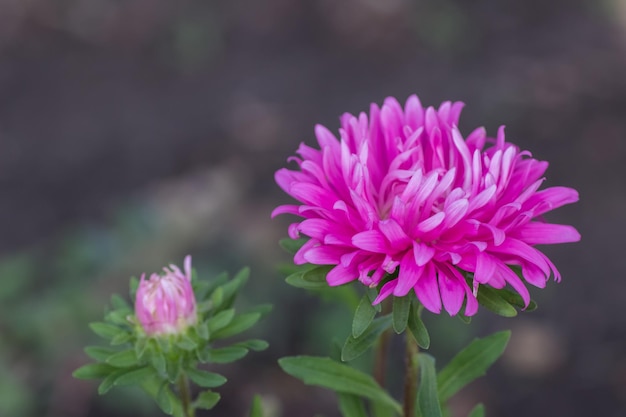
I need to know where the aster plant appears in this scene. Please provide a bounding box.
[273,95,580,416]
[73,256,270,417]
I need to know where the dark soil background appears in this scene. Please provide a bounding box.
[1,1,625,416]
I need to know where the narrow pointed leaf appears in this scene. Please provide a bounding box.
[392,296,411,334]
[468,403,485,417]
[234,339,269,351]
[207,309,236,333]
[407,302,430,349]
[186,369,227,388]
[278,356,402,414]
[417,354,442,417]
[248,395,265,417]
[342,315,392,362]
[207,346,249,363]
[194,390,221,410]
[114,366,157,386]
[211,312,261,340]
[84,346,118,362]
[476,286,517,317]
[437,331,511,402]
[106,349,139,368]
[352,293,377,338]
[337,393,368,417]
[89,322,122,340]
[285,265,331,289]
[73,363,116,380]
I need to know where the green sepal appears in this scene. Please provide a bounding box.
[407,302,430,349]
[352,292,377,338]
[186,368,227,388]
[73,363,116,380]
[279,237,308,254]
[475,286,518,317]
[437,330,511,402]
[106,349,139,368]
[342,315,392,362]
[98,369,127,394]
[129,276,139,299]
[416,354,442,417]
[392,296,411,334]
[285,265,331,290]
[278,356,402,415]
[193,390,221,410]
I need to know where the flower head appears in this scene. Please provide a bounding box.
[135,255,197,336]
[273,95,580,316]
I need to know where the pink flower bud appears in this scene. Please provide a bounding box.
[135,255,197,337]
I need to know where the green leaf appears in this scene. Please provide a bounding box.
[73,363,116,380]
[140,376,184,417]
[110,331,132,346]
[84,346,118,362]
[278,356,402,414]
[211,312,261,340]
[246,303,274,318]
[176,335,198,351]
[279,237,308,254]
[196,322,210,340]
[285,265,330,289]
[468,403,485,417]
[194,390,221,410]
[207,347,249,363]
[392,296,411,334]
[210,287,224,310]
[437,331,511,402]
[106,349,139,368]
[417,354,442,417]
[114,366,157,386]
[342,315,392,362]
[352,293,377,338]
[407,302,430,349]
[207,309,236,333]
[98,370,126,394]
[234,339,269,351]
[337,393,368,417]
[89,322,123,340]
[497,289,537,312]
[476,286,518,317]
[111,294,131,310]
[248,395,265,417]
[186,369,227,388]
[129,276,139,298]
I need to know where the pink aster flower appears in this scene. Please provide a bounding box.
[272,95,580,316]
[135,255,198,337]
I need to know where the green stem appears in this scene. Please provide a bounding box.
[177,373,194,417]
[403,334,420,417]
[374,299,392,387]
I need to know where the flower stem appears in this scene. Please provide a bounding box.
[177,373,194,417]
[403,334,420,417]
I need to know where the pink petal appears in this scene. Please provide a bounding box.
[437,265,465,316]
[327,264,358,286]
[513,223,581,245]
[394,251,424,296]
[413,242,435,266]
[414,264,442,314]
[373,280,398,304]
[352,230,389,253]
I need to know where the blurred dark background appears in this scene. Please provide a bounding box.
[1,0,625,416]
